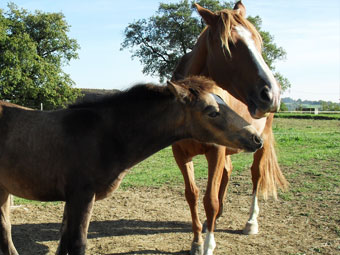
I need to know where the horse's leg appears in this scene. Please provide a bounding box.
[243,114,288,235]
[203,146,226,255]
[56,191,95,255]
[243,148,262,235]
[202,155,232,232]
[0,190,18,255]
[172,144,203,255]
[216,155,233,220]
[56,206,68,255]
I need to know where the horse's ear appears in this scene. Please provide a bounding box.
[233,1,246,17]
[167,81,189,103]
[195,3,219,26]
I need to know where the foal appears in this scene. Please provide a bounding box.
[0,77,262,255]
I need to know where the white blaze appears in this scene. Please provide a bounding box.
[235,25,280,106]
[210,93,227,106]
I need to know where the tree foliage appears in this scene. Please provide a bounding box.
[321,101,340,111]
[0,3,80,109]
[121,0,200,81]
[279,101,288,112]
[121,0,290,91]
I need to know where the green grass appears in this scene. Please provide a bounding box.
[273,119,340,164]
[273,119,340,201]
[122,119,340,189]
[121,146,255,188]
[13,197,58,206]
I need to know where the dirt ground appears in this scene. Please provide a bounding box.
[9,167,340,255]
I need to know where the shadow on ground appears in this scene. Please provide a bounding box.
[11,219,194,254]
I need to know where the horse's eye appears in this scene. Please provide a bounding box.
[208,111,220,118]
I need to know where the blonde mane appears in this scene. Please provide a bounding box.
[202,9,263,56]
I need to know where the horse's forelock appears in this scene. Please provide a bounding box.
[204,9,262,56]
[176,76,216,96]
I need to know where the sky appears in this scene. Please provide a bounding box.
[1,0,339,102]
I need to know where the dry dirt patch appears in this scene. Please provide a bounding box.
[9,167,340,255]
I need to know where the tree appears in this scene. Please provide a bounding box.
[321,101,340,111]
[121,0,200,82]
[121,0,290,91]
[279,101,288,112]
[0,3,81,109]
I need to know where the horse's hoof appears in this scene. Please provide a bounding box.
[191,242,204,255]
[243,221,259,235]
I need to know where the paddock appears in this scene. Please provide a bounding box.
[8,118,340,255]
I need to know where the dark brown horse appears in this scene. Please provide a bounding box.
[0,77,263,255]
[171,2,288,255]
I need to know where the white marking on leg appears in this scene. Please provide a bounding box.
[249,192,259,222]
[235,25,281,109]
[243,192,259,235]
[203,231,216,255]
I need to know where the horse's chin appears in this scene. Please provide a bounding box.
[254,109,270,119]
[248,104,270,119]
[248,95,280,119]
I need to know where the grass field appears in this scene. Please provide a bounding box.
[122,118,340,193]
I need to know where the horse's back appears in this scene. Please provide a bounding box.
[0,100,121,202]
[0,102,65,200]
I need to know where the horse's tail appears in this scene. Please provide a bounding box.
[254,114,288,200]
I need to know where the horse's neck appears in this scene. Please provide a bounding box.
[173,31,209,80]
[109,93,188,168]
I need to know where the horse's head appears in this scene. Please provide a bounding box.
[195,1,281,119]
[167,76,263,152]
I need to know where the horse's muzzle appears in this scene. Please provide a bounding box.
[252,134,263,149]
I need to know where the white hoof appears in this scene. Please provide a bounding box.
[243,221,259,235]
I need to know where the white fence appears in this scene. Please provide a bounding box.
[280,110,340,115]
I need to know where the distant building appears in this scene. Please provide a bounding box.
[299,107,319,114]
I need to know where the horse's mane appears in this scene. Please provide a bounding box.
[202,8,262,56]
[69,83,171,109]
[69,76,217,110]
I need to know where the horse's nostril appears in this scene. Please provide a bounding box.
[260,86,272,103]
[252,135,263,146]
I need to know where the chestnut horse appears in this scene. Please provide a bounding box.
[171,2,288,255]
[0,77,263,255]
